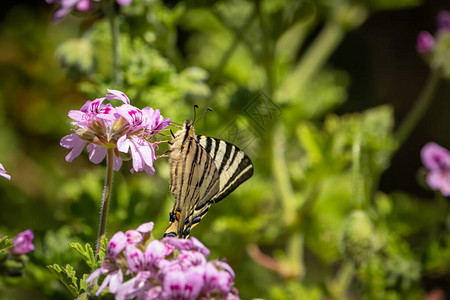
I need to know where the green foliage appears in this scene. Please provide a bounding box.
[68,242,96,270]
[2,0,450,299]
[47,264,86,297]
[0,236,13,252]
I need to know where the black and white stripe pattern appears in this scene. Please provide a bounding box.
[196,135,253,203]
[164,121,253,238]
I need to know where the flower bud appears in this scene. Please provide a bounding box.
[111,116,130,139]
[75,128,95,141]
[340,210,375,265]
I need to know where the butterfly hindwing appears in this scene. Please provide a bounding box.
[164,121,253,238]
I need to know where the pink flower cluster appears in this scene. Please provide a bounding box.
[417,10,450,53]
[60,89,170,176]
[421,142,450,196]
[45,0,132,22]
[12,229,35,255]
[87,222,239,300]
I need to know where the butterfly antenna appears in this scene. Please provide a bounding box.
[194,107,213,124]
[192,104,199,123]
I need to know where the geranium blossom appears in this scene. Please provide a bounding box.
[11,229,35,255]
[0,163,11,180]
[87,222,239,300]
[45,0,132,22]
[60,89,170,176]
[421,142,450,196]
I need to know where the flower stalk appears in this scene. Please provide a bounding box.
[395,68,441,146]
[96,148,115,260]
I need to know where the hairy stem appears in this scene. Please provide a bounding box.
[95,148,114,260]
[395,68,442,146]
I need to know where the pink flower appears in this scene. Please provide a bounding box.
[421,142,450,196]
[0,163,11,180]
[61,90,169,176]
[416,31,435,53]
[88,222,239,299]
[115,104,170,175]
[437,10,450,32]
[107,231,127,260]
[162,267,204,300]
[46,0,132,22]
[12,229,34,255]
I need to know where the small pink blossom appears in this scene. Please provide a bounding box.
[46,0,132,22]
[416,31,435,53]
[12,229,35,255]
[0,163,11,180]
[421,142,450,196]
[437,10,450,32]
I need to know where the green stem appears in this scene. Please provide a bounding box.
[395,68,442,146]
[104,0,123,87]
[286,232,304,279]
[275,19,345,102]
[256,0,274,94]
[352,125,364,209]
[271,123,296,226]
[328,262,354,299]
[95,148,114,260]
[209,6,258,87]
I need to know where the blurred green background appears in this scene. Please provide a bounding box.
[1,0,450,299]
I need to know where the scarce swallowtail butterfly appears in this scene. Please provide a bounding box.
[163,120,253,238]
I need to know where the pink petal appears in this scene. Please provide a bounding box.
[60,134,86,162]
[116,0,132,5]
[113,155,123,171]
[106,89,130,104]
[0,163,11,180]
[68,110,85,122]
[87,144,107,164]
[136,222,154,233]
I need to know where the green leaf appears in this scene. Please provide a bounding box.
[79,273,90,293]
[69,242,96,270]
[47,264,79,297]
[96,235,109,268]
[0,236,13,252]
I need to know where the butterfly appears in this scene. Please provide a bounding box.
[163,120,254,238]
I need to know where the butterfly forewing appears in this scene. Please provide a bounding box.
[196,135,254,203]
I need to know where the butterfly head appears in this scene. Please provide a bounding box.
[183,120,195,136]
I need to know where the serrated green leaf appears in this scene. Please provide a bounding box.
[96,236,108,268]
[0,236,13,252]
[47,264,79,297]
[69,242,96,270]
[79,273,90,293]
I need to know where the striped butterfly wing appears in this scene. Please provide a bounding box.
[196,135,254,203]
[165,136,220,238]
